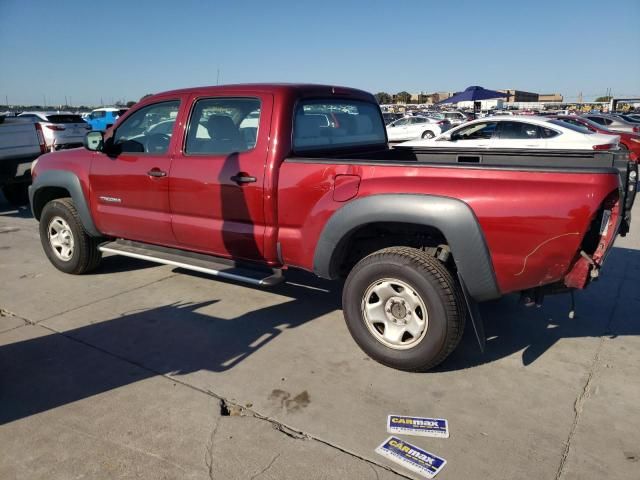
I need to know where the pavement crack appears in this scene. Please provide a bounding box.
[554,260,627,480]
[0,307,35,327]
[31,315,411,479]
[58,422,189,472]
[249,453,280,480]
[204,414,221,480]
[36,274,178,324]
[368,462,381,480]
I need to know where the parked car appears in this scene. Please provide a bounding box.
[382,112,403,125]
[386,116,448,141]
[28,84,636,372]
[17,111,90,150]
[0,116,47,205]
[85,108,128,132]
[612,113,640,124]
[441,111,467,126]
[551,115,640,161]
[582,113,640,134]
[400,116,619,150]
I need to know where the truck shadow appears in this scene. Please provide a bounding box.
[0,195,32,219]
[1,248,638,424]
[438,245,640,371]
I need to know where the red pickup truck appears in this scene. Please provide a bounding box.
[28,84,637,371]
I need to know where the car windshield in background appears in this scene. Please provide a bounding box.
[548,119,594,134]
[293,99,386,152]
[45,114,86,123]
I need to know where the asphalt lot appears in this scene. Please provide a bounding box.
[1,194,639,480]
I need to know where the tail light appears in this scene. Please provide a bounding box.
[593,143,615,150]
[34,123,47,154]
[633,126,639,133]
[45,124,66,131]
[436,120,446,125]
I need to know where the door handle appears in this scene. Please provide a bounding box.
[147,168,167,178]
[230,173,257,184]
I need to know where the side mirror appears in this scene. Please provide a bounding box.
[84,131,104,151]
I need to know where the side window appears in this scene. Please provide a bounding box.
[394,118,409,126]
[113,100,180,154]
[93,111,106,118]
[498,122,541,139]
[185,97,261,155]
[588,116,607,125]
[541,127,559,138]
[454,122,498,140]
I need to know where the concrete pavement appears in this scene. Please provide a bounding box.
[1,195,639,479]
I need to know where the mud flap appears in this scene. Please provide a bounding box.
[457,272,486,353]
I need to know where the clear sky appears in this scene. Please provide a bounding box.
[1,0,639,106]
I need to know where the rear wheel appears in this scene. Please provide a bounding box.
[619,143,629,151]
[342,247,465,371]
[2,183,29,206]
[422,130,435,139]
[39,198,102,274]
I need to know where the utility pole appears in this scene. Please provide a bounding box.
[43,94,46,108]
[216,68,220,85]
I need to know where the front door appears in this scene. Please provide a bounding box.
[169,94,273,262]
[494,121,547,149]
[89,99,182,245]
[449,121,498,148]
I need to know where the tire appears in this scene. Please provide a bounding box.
[39,197,102,274]
[619,143,628,151]
[342,246,466,371]
[2,183,29,206]
[422,130,435,139]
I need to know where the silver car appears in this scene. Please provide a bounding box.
[17,111,90,150]
[581,113,639,134]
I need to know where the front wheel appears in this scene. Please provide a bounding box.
[39,198,102,274]
[422,130,435,139]
[342,247,465,371]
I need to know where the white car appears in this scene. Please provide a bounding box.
[441,111,468,125]
[17,111,90,150]
[386,116,448,141]
[399,116,619,150]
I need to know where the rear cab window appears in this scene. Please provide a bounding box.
[293,99,386,153]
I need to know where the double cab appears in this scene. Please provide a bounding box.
[29,84,637,371]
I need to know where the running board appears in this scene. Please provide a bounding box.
[98,239,284,287]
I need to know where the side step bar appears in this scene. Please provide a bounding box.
[98,239,284,287]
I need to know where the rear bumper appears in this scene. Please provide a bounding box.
[564,160,637,289]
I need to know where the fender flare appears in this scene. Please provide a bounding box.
[29,169,101,237]
[312,194,500,302]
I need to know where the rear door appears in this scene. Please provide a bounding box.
[169,93,273,261]
[89,99,182,244]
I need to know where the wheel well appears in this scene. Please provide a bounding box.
[32,187,71,220]
[332,222,450,277]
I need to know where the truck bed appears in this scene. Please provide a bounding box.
[278,147,635,297]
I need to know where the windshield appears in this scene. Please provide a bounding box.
[293,99,386,152]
